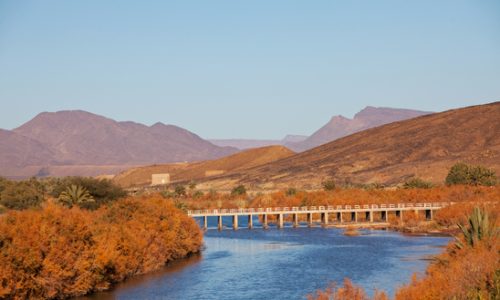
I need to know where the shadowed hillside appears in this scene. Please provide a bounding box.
[197,102,500,190]
[113,145,295,187]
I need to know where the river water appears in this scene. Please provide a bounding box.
[85,219,449,300]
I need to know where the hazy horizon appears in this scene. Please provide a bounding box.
[1,1,499,139]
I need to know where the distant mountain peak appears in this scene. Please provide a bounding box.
[289,106,433,152]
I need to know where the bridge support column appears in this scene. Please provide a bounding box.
[277,214,284,229]
[233,215,238,230]
[351,212,357,222]
[366,211,373,222]
[203,216,208,230]
[321,212,329,226]
[425,209,433,220]
[337,212,343,223]
[396,210,403,222]
[381,211,387,222]
[218,216,223,231]
[248,215,253,229]
[293,213,299,227]
[263,214,268,229]
[307,213,313,227]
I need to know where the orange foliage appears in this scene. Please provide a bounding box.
[184,185,500,211]
[307,278,388,300]
[0,196,203,299]
[396,240,499,299]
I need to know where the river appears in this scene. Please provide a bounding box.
[84,218,450,300]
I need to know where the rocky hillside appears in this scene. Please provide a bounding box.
[288,106,432,151]
[197,102,500,190]
[113,145,295,188]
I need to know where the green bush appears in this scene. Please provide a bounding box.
[57,185,95,208]
[445,163,497,186]
[0,179,45,210]
[174,185,187,197]
[50,177,126,209]
[403,178,434,189]
[286,187,297,196]
[322,180,336,191]
[231,185,247,196]
[192,190,204,198]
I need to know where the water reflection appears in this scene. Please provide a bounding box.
[82,228,449,300]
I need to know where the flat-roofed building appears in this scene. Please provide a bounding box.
[151,173,170,186]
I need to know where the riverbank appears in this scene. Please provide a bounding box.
[0,196,203,299]
[82,227,450,299]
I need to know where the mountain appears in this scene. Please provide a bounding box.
[1,110,237,178]
[209,135,307,150]
[210,107,431,151]
[0,129,57,177]
[113,145,295,188]
[196,102,500,190]
[288,107,433,152]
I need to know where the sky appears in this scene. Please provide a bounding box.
[0,1,499,139]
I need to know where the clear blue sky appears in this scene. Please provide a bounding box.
[0,1,499,139]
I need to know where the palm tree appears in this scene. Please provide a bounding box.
[57,185,94,208]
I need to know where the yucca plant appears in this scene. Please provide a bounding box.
[455,207,496,249]
[57,184,94,208]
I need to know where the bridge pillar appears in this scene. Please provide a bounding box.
[351,212,357,222]
[337,212,343,223]
[293,213,299,227]
[233,215,238,230]
[218,216,223,231]
[263,214,268,229]
[307,213,313,227]
[248,215,253,229]
[381,211,387,222]
[425,209,433,220]
[366,211,374,222]
[396,210,403,222]
[203,216,208,230]
[277,214,284,229]
[321,212,329,225]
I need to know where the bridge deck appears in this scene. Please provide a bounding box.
[188,202,451,217]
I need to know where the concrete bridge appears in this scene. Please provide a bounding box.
[187,202,451,230]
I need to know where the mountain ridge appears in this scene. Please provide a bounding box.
[195,102,500,190]
[1,110,238,178]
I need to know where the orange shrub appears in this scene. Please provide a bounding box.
[0,196,203,299]
[307,278,388,300]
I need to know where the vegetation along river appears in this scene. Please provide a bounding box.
[84,218,450,300]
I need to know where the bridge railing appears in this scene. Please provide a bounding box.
[187,202,453,216]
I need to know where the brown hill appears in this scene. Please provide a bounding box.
[210,135,308,150]
[288,106,432,152]
[1,110,237,178]
[113,145,295,187]
[197,102,500,190]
